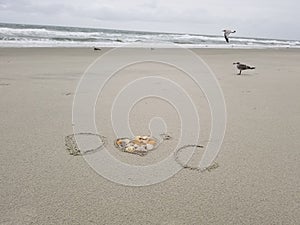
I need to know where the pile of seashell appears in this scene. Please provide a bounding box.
[114,135,158,156]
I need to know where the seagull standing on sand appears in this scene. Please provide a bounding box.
[223,29,236,43]
[233,62,255,75]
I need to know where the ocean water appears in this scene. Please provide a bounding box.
[0,23,299,48]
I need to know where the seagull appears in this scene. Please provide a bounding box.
[93,47,101,51]
[233,62,255,75]
[222,29,236,43]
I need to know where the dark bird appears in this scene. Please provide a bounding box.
[94,47,102,51]
[222,29,236,43]
[233,62,255,75]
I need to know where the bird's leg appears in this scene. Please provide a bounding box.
[238,70,242,75]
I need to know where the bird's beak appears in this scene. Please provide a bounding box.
[233,62,236,65]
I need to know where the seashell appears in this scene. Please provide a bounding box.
[136,146,147,152]
[116,139,122,145]
[133,144,140,148]
[123,139,130,144]
[161,134,172,140]
[147,139,156,145]
[116,140,124,147]
[116,139,131,148]
[146,144,154,150]
[135,136,142,141]
[126,143,134,148]
[132,139,142,145]
[115,135,159,155]
[126,146,135,153]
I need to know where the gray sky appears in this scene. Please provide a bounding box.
[0,0,299,40]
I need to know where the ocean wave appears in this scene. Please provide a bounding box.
[0,27,104,38]
[0,23,299,48]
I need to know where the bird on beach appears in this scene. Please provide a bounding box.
[222,29,236,43]
[93,47,101,51]
[233,62,255,75]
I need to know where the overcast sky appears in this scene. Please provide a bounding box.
[0,0,299,40]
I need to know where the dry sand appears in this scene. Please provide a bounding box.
[0,47,299,224]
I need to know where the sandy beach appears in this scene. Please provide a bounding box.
[0,47,299,224]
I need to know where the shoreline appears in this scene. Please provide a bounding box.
[1,45,300,49]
